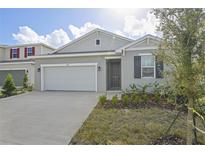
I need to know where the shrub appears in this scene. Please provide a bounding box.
[27,85,33,92]
[122,94,129,105]
[1,74,16,97]
[23,73,29,89]
[138,84,150,103]
[129,84,139,92]
[99,95,107,105]
[130,93,140,104]
[152,82,162,103]
[111,95,119,105]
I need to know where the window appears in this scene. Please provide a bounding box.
[141,55,155,78]
[96,39,100,45]
[27,47,33,56]
[11,48,18,58]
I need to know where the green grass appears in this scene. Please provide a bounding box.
[70,107,205,145]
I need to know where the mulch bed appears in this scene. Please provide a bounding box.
[152,135,186,145]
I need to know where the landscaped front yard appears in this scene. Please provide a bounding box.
[70,82,205,145]
[70,107,205,144]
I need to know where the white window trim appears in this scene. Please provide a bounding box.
[40,63,98,92]
[95,39,101,46]
[141,55,156,79]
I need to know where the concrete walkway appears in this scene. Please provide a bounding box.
[0,91,99,145]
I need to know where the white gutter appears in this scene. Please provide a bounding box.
[126,46,158,51]
[104,56,121,59]
[31,52,116,59]
[0,61,35,65]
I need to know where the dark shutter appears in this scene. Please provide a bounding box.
[156,57,164,78]
[17,48,20,58]
[24,48,27,58]
[32,47,35,56]
[10,49,12,59]
[134,56,141,78]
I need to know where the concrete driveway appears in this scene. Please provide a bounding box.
[0,91,99,145]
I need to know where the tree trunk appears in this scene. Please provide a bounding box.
[187,97,194,144]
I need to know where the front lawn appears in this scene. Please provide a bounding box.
[70,107,205,144]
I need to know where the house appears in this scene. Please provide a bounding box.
[0,43,55,87]
[31,28,164,92]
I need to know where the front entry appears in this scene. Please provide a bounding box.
[107,59,121,90]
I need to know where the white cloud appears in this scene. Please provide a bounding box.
[12,26,71,48]
[123,12,160,37]
[69,22,103,39]
[114,30,127,37]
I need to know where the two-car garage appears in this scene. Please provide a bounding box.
[41,63,97,91]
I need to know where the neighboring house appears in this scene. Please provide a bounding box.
[0,43,55,87]
[32,28,164,92]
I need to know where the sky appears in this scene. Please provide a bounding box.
[0,8,160,48]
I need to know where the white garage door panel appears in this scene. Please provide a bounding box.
[44,66,96,91]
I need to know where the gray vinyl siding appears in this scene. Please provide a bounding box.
[0,47,5,61]
[121,50,166,90]
[56,31,131,54]
[34,56,107,91]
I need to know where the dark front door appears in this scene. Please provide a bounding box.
[107,59,121,90]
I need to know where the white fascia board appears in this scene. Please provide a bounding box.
[68,63,98,66]
[104,56,121,59]
[0,61,35,65]
[31,52,116,59]
[126,46,158,51]
[0,68,27,71]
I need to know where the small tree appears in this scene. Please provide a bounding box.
[153,8,205,144]
[23,73,29,89]
[2,74,16,97]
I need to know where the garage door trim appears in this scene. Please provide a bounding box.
[40,63,98,91]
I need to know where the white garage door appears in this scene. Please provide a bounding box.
[43,65,97,91]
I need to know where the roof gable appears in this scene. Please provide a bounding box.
[54,28,133,54]
[117,34,162,52]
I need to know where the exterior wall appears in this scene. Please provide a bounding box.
[34,56,107,91]
[0,63,35,86]
[121,49,167,90]
[4,45,54,61]
[57,31,132,53]
[41,46,55,55]
[0,47,6,61]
